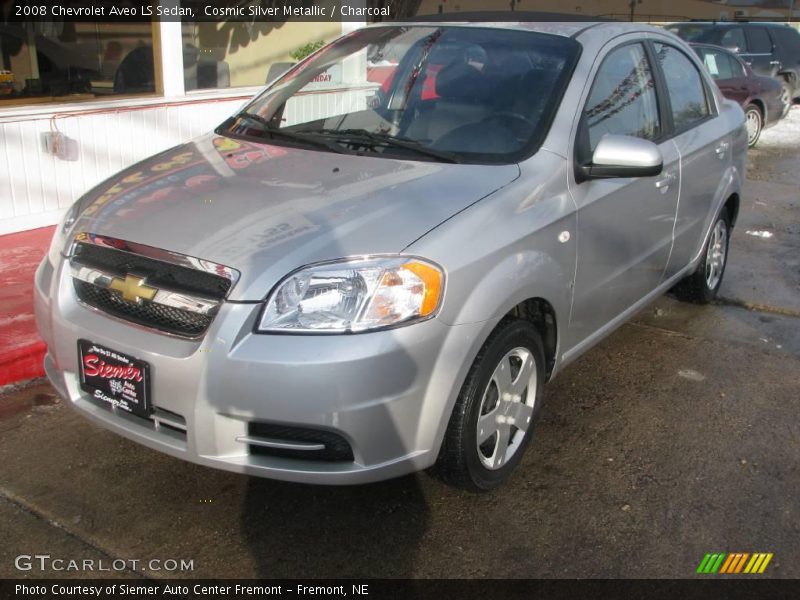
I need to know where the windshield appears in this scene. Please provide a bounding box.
[218,26,580,164]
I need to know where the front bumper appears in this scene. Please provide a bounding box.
[34,254,490,484]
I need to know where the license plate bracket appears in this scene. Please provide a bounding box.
[77,339,152,418]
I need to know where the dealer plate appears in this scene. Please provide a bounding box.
[78,339,151,418]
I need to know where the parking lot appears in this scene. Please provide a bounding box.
[2,107,799,580]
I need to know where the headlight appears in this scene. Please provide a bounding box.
[47,201,81,266]
[258,256,445,333]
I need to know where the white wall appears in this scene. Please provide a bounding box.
[0,95,250,235]
[0,18,368,236]
[0,84,379,235]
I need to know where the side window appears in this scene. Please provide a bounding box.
[747,28,773,54]
[721,28,747,52]
[654,44,711,131]
[728,54,746,79]
[701,49,734,80]
[771,28,800,56]
[583,43,661,154]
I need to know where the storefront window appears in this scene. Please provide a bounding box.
[0,4,157,104]
[180,17,341,91]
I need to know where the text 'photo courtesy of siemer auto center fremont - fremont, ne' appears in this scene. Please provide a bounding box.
[1,0,800,595]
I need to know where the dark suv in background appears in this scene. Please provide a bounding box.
[666,22,800,105]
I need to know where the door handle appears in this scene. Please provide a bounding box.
[769,60,781,66]
[654,172,676,192]
[715,141,730,159]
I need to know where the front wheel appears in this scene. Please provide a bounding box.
[745,104,763,148]
[433,318,545,492]
[672,211,731,304]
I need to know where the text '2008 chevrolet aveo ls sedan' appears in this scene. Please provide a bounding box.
[35,21,746,491]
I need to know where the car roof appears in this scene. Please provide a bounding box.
[376,18,664,40]
[671,21,795,29]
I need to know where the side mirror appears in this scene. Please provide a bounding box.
[578,134,663,182]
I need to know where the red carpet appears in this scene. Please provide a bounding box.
[0,226,54,386]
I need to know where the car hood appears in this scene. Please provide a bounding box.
[71,134,519,301]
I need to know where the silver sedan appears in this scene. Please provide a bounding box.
[36,21,746,491]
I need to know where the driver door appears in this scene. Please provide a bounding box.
[566,42,680,350]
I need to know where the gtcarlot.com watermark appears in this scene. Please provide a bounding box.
[15,554,194,573]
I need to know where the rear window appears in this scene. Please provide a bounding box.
[770,27,800,54]
[696,48,735,80]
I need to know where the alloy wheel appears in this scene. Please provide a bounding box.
[780,84,792,119]
[705,219,727,290]
[476,347,537,470]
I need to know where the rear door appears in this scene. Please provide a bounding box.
[769,27,800,97]
[651,42,731,278]
[567,41,680,347]
[742,27,777,78]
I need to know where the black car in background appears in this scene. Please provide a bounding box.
[666,22,800,107]
[692,43,787,147]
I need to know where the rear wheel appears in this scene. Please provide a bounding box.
[433,318,545,492]
[779,81,792,120]
[745,104,763,148]
[672,210,731,304]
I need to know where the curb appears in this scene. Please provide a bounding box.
[0,341,46,387]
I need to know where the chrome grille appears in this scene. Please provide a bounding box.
[69,234,238,338]
[73,242,232,297]
[74,281,212,337]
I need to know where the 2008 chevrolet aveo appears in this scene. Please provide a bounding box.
[35,21,746,491]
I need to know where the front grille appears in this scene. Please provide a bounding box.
[73,242,231,298]
[247,422,355,462]
[70,239,235,337]
[74,280,212,336]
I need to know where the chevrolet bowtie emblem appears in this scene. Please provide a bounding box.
[108,274,158,304]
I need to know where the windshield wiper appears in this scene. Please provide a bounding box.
[232,112,347,154]
[295,128,462,164]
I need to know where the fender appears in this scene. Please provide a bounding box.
[411,249,574,466]
[688,162,744,271]
[405,156,577,459]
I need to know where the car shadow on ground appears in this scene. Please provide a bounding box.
[240,474,429,578]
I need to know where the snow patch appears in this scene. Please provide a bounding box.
[757,106,800,149]
[0,314,34,327]
[678,369,706,382]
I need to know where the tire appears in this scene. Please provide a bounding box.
[779,81,792,120]
[433,318,545,492]
[745,104,763,148]
[672,210,731,304]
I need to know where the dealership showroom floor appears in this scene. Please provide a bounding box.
[2,108,799,580]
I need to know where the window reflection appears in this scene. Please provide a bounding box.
[584,43,660,151]
[655,43,710,130]
[0,1,156,104]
